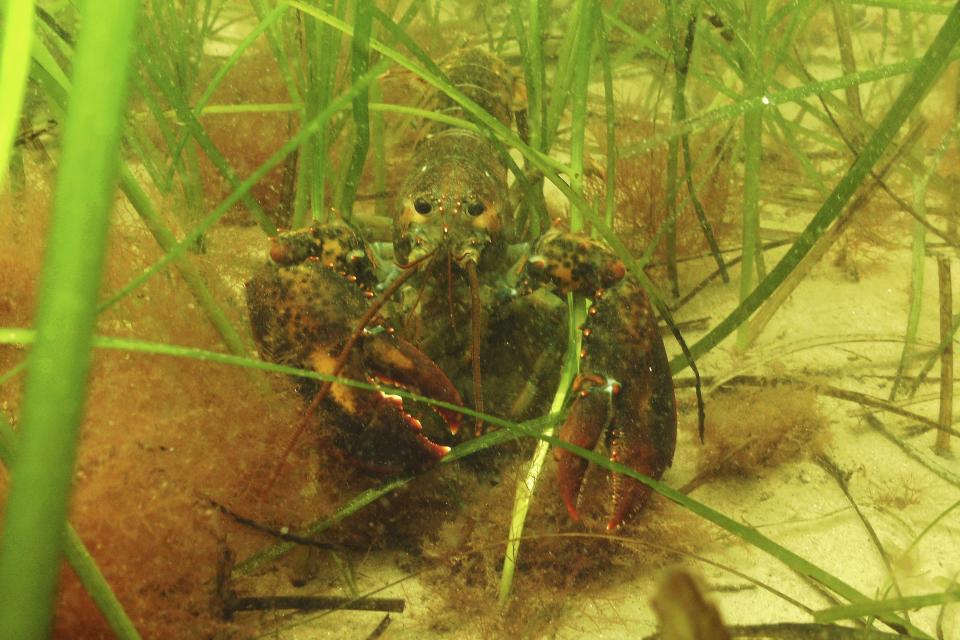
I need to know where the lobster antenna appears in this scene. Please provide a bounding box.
[466,260,485,435]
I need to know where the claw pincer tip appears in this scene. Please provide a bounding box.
[555,389,610,525]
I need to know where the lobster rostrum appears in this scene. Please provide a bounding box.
[246,47,676,530]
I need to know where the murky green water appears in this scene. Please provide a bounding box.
[2,2,959,638]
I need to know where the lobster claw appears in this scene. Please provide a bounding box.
[555,365,675,530]
[360,332,463,436]
[553,286,677,531]
[525,228,677,530]
[555,383,611,522]
[307,330,463,475]
[246,235,464,475]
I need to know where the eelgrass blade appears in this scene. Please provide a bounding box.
[866,413,960,490]
[138,41,277,235]
[829,0,863,119]
[769,109,829,198]
[602,8,670,63]
[0,412,13,463]
[670,1,960,371]
[566,0,594,213]
[300,10,680,349]
[902,498,960,561]
[249,0,302,106]
[369,5,444,77]
[891,113,960,398]
[890,194,926,400]
[814,589,960,624]
[338,0,373,217]
[765,1,817,82]
[515,0,545,152]
[0,412,141,639]
[663,2,731,293]
[890,9,925,402]
[131,73,184,193]
[662,0,686,298]
[536,436,932,638]
[542,0,584,149]
[163,3,288,185]
[906,309,960,398]
[369,82,388,217]
[21,22,252,357]
[0,328,507,428]
[290,3,575,188]
[59,526,142,639]
[0,0,36,191]
[736,0,767,350]
[497,294,585,607]
[113,166,251,357]
[679,100,728,286]
[621,47,960,161]
[306,0,341,224]
[498,0,560,606]
[100,58,392,311]
[25,328,922,634]
[28,33,70,111]
[507,0,550,239]
[0,2,140,638]
[500,0,593,604]
[596,6,616,228]
[774,50,956,200]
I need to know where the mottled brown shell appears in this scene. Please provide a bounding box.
[526,229,627,296]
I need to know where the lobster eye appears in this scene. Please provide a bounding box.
[414,198,432,215]
[466,201,486,216]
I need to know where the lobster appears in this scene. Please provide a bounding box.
[246,47,676,529]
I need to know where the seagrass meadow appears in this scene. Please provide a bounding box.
[1,1,960,638]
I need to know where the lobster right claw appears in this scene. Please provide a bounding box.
[326,330,463,474]
[555,384,611,521]
[359,331,464,437]
[554,286,677,530]
[528,229,677,530]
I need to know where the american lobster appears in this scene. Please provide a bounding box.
[246,47,676,530]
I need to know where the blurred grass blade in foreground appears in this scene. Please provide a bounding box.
[0,1,141,638]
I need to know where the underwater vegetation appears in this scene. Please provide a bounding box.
[1,0,960,638]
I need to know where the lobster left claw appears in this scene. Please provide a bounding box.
[246,224,464,475]
[326,330,463,474]
[528,230,677,530]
